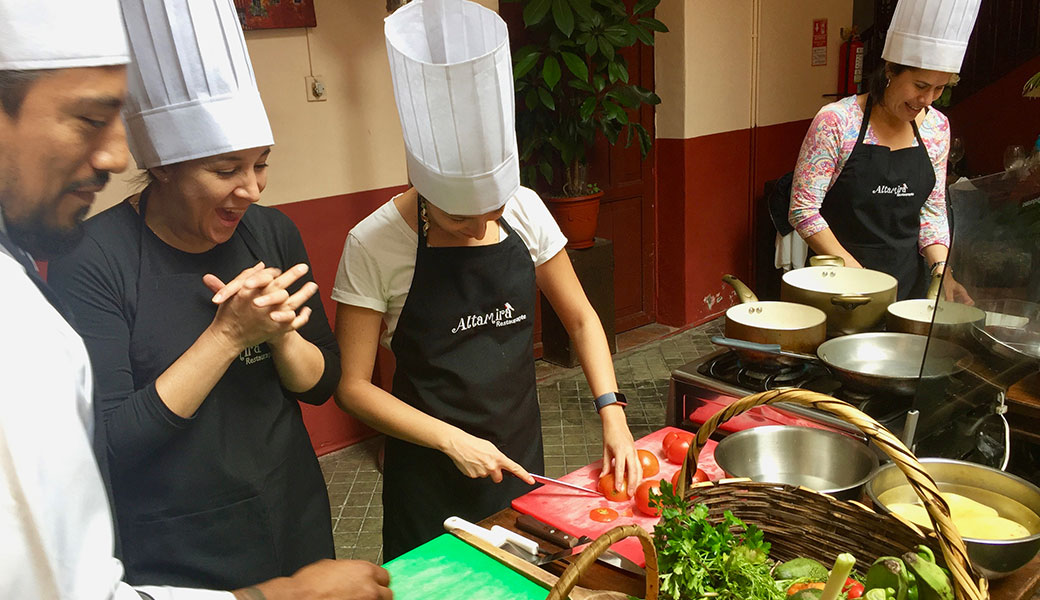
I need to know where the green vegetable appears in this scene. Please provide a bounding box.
[651,481,784,600]
[775,557,829,581]
[820,553,856,600]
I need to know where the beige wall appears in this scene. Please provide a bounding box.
[756,0,853,127]
[655,0,853,140]
[94,0,497,214]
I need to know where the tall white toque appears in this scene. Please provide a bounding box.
[385,0,520,216]
[120,0,274,168]
[882,0,982,73]
[0,0,129,70]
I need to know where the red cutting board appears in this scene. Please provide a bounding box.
[511,427,724,568]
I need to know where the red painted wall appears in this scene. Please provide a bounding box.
[276,184,408,455]
[946,56,1040,177]
[655,119,811,326]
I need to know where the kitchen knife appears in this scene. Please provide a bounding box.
[443,516,540,559]
[530,473,601,495]
[516,513,589,548]
[515,513,644,576]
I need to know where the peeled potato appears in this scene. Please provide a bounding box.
[957,515,1031,540]
[887,493,1031,541]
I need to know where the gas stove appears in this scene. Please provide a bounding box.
[667,349,910,441]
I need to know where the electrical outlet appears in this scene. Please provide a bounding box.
[305,76,327,102]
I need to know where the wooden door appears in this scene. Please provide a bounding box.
[502,2,657,334]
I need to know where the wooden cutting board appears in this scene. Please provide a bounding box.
[384,533,551,599]
[511,427,724,568]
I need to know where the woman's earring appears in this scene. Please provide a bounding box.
[885,78,891,89]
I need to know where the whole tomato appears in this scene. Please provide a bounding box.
[665,436,692,464]
[634,480,662,517]
[661,431,681,454]
[597,473,631,502]
[636,449,660,478]
[670,467,709,489]
[843,578,865,599]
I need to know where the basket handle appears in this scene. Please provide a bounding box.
[545,524,659,600]
[676,388,988,600]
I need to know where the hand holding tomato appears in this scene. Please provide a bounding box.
[598,472,631,501]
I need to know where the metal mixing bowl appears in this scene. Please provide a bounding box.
[713,425,878,500]
[866,458,1040,579]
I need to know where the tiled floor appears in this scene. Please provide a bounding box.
[317,318,725,563]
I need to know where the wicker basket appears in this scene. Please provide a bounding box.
[549,388,989,600]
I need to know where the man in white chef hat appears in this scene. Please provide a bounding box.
[333,0,641,560]
[0,0,390,598]
[788,0,980,303]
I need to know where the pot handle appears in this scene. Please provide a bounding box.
[722,274,759,304]
[809,254,846,267]
[830,294,872,310]
[926,269,943,301]
[710,336,818,362]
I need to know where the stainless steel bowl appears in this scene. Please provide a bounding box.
[713,425,878,500]
[866,458,1040,579]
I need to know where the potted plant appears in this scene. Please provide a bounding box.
[510,0,666,248]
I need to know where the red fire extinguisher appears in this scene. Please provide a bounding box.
[838,28,864,97]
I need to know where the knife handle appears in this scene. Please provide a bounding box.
[516,514,578,548]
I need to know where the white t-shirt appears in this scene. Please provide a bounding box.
[332,186,567,348]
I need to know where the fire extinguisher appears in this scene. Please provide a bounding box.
[838,28,864,97]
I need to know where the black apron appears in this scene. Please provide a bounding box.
[382,202,544,560]
[116,193,332,588]
[819,98,937,300]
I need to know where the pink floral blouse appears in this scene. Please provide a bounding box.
[789,95,951,252]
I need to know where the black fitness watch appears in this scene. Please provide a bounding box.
[593,391,628,412]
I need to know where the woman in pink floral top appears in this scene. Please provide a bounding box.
[789,60,972,303]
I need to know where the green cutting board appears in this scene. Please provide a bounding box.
[385,534,551,600]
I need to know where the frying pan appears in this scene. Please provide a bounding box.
[720,275,827,366]
[971,299,1040,362]
[712,332,972,396]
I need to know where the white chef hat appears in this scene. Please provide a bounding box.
[0,0,129,70]
[120,0,274,169]
[385,0,520,216]
[882,0,981,73]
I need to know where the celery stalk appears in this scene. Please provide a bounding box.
[820,553,857,600]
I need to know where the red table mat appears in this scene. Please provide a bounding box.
[511,427,723,568]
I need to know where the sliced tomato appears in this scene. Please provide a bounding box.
[634,480,662,517]
[637,449,660,478]
[665,436,692,464]
[589,507,619,522]
[597,473,631,502]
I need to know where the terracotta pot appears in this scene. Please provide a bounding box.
[545,191,603,249]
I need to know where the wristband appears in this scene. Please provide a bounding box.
[930,260,947,274]
[593,391,628,412]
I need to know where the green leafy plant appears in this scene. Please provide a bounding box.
[1023,70,1040,98]
[509,0,666,196]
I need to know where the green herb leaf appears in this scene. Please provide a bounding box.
[551,0,575,37]
[523,0,552,26]
[560,51,589,80]
[542,55,561,90]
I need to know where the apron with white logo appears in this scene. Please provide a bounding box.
[383,203,543,560]
[820,98,937,300]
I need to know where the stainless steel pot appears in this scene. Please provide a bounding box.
[712,332,972,396]
[714,425,878,500]
[781,255,897,336]
[721,275,827,365]
[886,272,985,339]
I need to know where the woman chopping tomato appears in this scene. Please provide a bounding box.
[333,0,641,560]
[789,0,979,302]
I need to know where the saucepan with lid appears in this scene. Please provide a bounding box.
[781,255,898,336]
[720,275,827,366]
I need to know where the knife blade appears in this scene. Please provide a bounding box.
[530,473,601,495]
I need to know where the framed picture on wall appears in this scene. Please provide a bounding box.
[234,0,316,30]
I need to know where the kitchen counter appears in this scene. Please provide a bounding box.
[480,507,1040,599]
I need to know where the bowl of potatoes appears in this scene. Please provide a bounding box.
[866,458,1040,579]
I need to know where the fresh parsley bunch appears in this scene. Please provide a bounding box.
[652,482,784,600]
